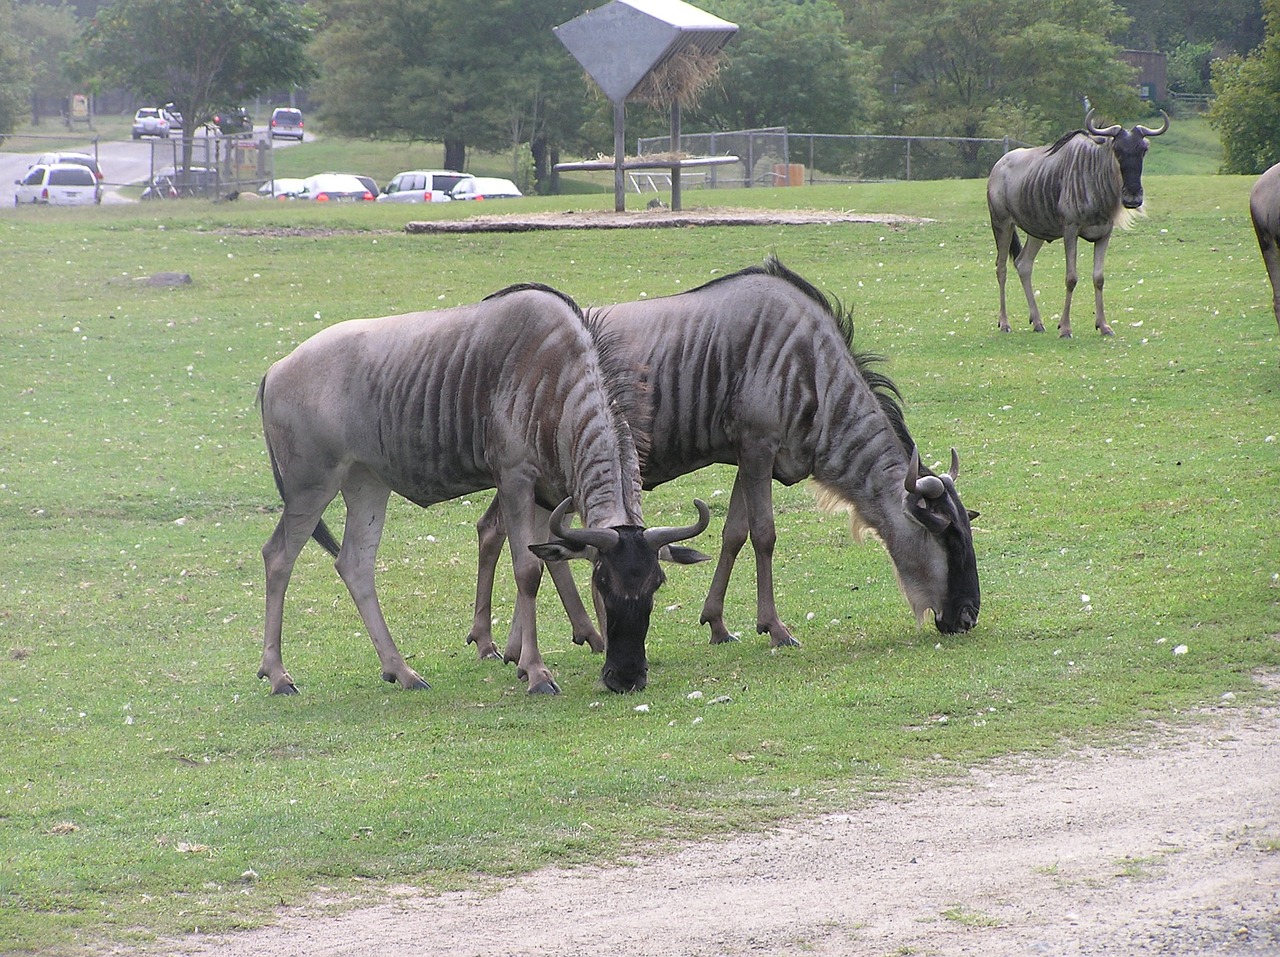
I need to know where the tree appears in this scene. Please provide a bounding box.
[310,0,589,184]
[11,1,81,124]
[843,0,1141,172]
[0,0,32,136]
[1208,0,1280,173]
[688,0,879,134]
[69,0,316,152]
[1113,0,1263,55]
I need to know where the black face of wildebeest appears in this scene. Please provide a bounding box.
[902,450,980,636]
[1112,128,1152,210]
[932,488,980,635]
[530,498,710,693]
[592,529,663,693]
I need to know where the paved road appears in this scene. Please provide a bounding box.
[2,126,304,206]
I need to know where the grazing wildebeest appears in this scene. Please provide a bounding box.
[467,258,980,656]
[987,109,1169,337]
[257,283,709,696]
[1248,162,1280,333]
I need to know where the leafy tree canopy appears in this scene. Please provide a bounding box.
[1209,0,1280,173]
[310,0,588,175]
[689,0,880,134]
[0,0,32,136]
[69,0,317,132]
[844,0,1142,149]
[11,1,80,107]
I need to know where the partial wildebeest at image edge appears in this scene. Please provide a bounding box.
[467,257,980,658]
[257,281,709,697]
[987,109,1169,337]
[1249,160,1280,333]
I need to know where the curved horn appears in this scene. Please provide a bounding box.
[1134,110,1170,138]
[1084,108,1122,138]
[643,499,711,549]
[905,448,946,499]
[948,448,960,481]
[548,497,619,550]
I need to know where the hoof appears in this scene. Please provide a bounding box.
[528,678,561,695]
[769,635,802,649]
[709,632,740,645]
[271,681,299,696]
[382,671,431,690]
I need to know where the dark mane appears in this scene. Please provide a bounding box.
[482,281,579,310]
[584,311,653,469]
[693,256,914,454]
[485,281,649,474]
[1047,129,1089,156]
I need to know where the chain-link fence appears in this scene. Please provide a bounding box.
[3,127,273,202]
[636,127,1027,189]
[135,133,273,200]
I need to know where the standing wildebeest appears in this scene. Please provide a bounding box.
[1248,162,1280,332]
[987,109,1169,338]
[258,283,709,696]
[467,258,980,657]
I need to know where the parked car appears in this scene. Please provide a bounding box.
[131,107,174,139]
[258,177,306,200]
[269,107,304,140]
[449,176,523,201]
[33,151,104,202]
[212,107,253,135]
[376,169,474,203]
[14,162,100,206]
[140,166,217,200]
[315,172,379,197]
[297,173,376,202]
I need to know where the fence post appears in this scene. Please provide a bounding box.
[905,138,911,181]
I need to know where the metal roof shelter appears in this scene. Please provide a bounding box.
[554,0,737,211]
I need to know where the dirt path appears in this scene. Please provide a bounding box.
[176,684,1280,957]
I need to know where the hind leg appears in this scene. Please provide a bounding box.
[1014,236,1046,333]
[992,221,1014,332]
[260,491,335,695]
[467,496,506,660]
[335,476,429,690]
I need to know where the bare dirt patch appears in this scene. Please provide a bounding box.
[403,207,927,234]
[175,682,1280,957]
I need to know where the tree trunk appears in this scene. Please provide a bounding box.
[531,136,549,194]
[444,138,466,172]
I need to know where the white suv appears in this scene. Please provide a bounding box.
[15,162,100,206]
[376,169,474,203]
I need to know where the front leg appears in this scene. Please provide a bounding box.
[1059,228,1079,338]
[735,451,799,648]
[700,474,748,644]
[1091,234,1114,336]
[498,482,560,695]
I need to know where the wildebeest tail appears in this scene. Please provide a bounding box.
[1008,229,1022,260]
[257,375,342,557]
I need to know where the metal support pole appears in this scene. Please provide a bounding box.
[613,100,626,213]
[670,101,682,211]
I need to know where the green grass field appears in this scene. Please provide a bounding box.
[1,155,1277,953]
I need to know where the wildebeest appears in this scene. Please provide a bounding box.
[987,109,1169,337]
[257,283,709,696]
[1248,162,1280,332]
[467,258,980,656]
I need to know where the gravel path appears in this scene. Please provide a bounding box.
[176,683,1280,957]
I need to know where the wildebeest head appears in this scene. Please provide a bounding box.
[897,449,981,635]
[530,498,711,692]
[1086,108,1169,210]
